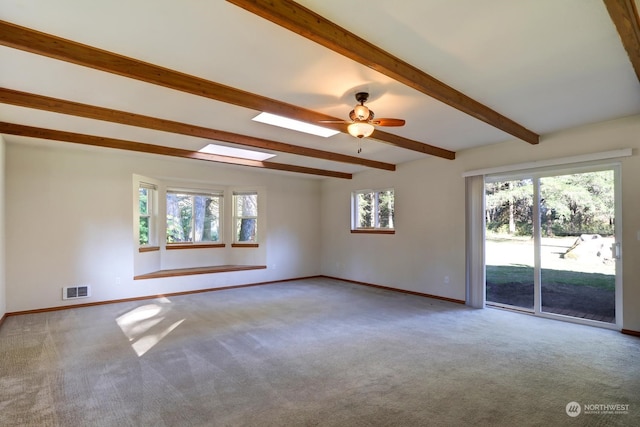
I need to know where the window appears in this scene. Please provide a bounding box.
[138,183,157,246]
[134,177,266,276]
[233,191,258,243]
[166,190,222,244]
[352,189,395,231]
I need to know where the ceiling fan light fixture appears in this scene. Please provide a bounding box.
[353,104,370,120]
[318,91,403,143]
[348,121,375,139]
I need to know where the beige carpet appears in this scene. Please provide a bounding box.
[0,277,638,426]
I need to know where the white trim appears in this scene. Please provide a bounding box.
[614,165,623,328]
[167,188,224,197]
[536,312,620,331]
[462,148,632,177]
[135,175,161,248]
[351,188,395,231]
[232,191,259,243]
[139,182,157,190]
[488,306,619,331]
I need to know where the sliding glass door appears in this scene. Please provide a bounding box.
[485,179,535,311]
[485,166,620,326]
[539,171,617,323]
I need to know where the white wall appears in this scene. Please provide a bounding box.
[321,115,640,332]
[320,150,467,302]
[5,142,321,312]
[0,136,6,319]
[5,115,640,332]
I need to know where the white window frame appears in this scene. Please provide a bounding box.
[351,188,395,231]
[232,191,259,243]
[166,188,224,245]
[138,182,157,247]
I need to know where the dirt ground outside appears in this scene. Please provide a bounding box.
[486,236,616,322]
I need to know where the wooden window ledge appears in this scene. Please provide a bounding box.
[134,265,266,280]
[166,243,225,250]
[350,229,395,234]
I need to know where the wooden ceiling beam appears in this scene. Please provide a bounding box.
[0,88,395,171]
[604,0,640,82]
[0,122,352,179]
[226,0,540,145]
[0,19,454,160]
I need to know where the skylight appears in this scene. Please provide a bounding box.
[252,112,340,138]
[198,143,276,161]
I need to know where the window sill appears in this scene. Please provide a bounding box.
[139,246,160,253]
[231,243,259,248]
[134,264,266,280]
[166,243,226,250]
[350,229,395,235]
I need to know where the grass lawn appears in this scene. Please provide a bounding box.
[486,234,615,292]
[486,265,615,291]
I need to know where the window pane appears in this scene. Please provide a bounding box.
[236,218,257,242]
[167,193,193,243]
[139,217,149,245]
[378,190,394,228]
[139,188,148,215]
[194,195,220,242]
[139,185,153,246]
[236,194,257,216]
[357,192,374,228]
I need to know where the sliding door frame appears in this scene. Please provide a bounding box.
[483,161,622,330]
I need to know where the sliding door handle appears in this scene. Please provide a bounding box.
[611,242,621,260]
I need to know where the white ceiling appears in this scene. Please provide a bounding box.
[1,0,639,178]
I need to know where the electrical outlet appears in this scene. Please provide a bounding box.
[444,276,450,284]
[115,277,121,285]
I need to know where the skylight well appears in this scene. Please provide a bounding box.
[198,143,276,161]
[252,112,340,138]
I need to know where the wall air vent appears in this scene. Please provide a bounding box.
[62,285,91,300]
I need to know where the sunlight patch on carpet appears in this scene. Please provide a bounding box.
[115,300,184,356]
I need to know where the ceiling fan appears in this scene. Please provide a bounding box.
[321,92,406,141]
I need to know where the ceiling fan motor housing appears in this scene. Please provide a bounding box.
[354,92,369,103]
